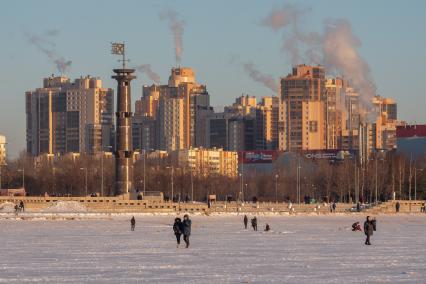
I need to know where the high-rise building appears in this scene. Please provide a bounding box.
[255,96,280,150]
[157,67,211,152]
[26,75,114,156]
[279,65,326,151]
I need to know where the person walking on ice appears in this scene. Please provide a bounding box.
[182,214,192,248]
[243,215,248,229]
[130,216,136,231]
[363,216,374,245]
[173,217,183,248]
[251,217,258,231]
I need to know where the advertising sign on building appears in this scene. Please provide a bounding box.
[239,150,280,164]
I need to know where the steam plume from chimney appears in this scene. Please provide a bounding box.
[243,62,278,93]
[261,5,376,107]
[135,64,161,84]
[25,30,72,74]
[159,9,185,65]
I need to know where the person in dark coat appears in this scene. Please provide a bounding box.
[173,217,183,247]
[182,214,192,248]
[264,224,270,232]
[251,217,258,231]
[332,202,336,213]
[130,216,136,231]
[363,216,374,245]
[352,222,362,231]
[243,215,248,229]
[19,201,25,212]
[395,202,400,213]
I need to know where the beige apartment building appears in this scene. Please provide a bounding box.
[177,147,238,177]
[26,75,114,156]
[279,64,327,151]
[135,67,211,152]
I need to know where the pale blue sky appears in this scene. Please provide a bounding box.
[1,0,425,157]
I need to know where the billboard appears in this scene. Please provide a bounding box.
[239,150,281,164]
[302,149,356,160]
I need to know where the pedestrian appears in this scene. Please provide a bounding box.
[363,216,374,245]
[264,224,270,232]
[356,202,361,212]
[19,201,25,212]
[243,215,248,229]
[173,217,183,248]
[130,216,136,231]
[251,217,258,231]
[395,201,400,213]
[332,202,336,213]
[182,214,192,248]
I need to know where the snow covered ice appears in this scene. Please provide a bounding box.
[1,214,426,283]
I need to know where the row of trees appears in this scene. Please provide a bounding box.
[1,151,425,203]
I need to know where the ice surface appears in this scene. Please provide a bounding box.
[0,214,425,283]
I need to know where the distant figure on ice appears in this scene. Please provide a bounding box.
[251,217,258,231]
[243,215,248,229]
[14,204,19,214]
[19,201,25,212]
[130,216,136,231]
[182,214,192,248]
[356,202,361,212]
[332,202,337,213]
[351,222,362,232]
[264,224,270,232]
[395,202,400,213]
[363,216,374,245]
[173,217,183,247]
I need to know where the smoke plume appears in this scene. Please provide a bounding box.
[322,19,376,105]
[243,62,278,93]
[135,64,161,84]
[261,4,376,106]
[25,30,72,74]
[159,9,185,64]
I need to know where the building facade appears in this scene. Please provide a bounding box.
[279,65,327,151]
[26,75,114,156]
[177,147,238,177]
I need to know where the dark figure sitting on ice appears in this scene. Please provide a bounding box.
[182,214,192,248]
[251,217,258,231]
[352,222,362,232]
[173,217,183,248]
[130,216,136,231]
[363,216,375,245]
[264,224,270,232]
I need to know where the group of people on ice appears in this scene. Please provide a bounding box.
[243,215,270,232]
[173,214,192,248]
[352,216,377,245]
[130,214,192,248]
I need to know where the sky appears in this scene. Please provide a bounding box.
[0,0,425,158]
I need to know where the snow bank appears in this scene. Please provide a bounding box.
[0,202,15,213]
[43,201,88,213]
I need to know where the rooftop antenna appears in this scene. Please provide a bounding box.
[111,41,130,69]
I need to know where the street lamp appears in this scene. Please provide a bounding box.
[80,167,88,197]
[190,168,194,202]
[415,168,424,201]
[101,146,113,197]
[238,173,242,203]
[17,168,25,189]
[166,166,174,202]
[275,174,279,203]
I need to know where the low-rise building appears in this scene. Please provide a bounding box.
[177,148,238,177]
